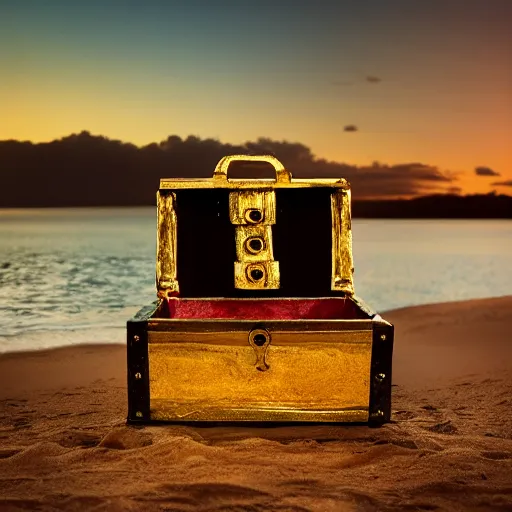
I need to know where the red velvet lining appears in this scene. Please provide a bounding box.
[165,298,366,320]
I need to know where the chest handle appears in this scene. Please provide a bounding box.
[213,155,292,183]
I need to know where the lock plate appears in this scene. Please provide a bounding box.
[248,328,271,371]
[230,190,280,290]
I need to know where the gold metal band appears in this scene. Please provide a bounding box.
[156,191,179,297]
[331,189,355,295]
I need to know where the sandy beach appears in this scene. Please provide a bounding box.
[0,296,511,511]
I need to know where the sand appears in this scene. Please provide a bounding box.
[1,296,511,511]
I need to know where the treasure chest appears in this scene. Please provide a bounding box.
[127,155,394,425]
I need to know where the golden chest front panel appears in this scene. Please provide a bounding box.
[147,321,373,422]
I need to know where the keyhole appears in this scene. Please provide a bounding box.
[253,333,267,346]
[249,328,271,372]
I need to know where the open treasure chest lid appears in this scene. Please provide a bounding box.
[156,155,356,301]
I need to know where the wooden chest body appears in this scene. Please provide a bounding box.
[127,155,394,425]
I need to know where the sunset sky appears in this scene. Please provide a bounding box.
[1,0,511,195]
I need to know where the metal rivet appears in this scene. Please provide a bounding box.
[135,411,143,418]
[380,334,386,341]
[376,373,386,382]
[133,335,140,342]
[135,372,142,380]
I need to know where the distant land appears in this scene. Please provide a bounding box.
[1,132,510,218]
[352,195,512,219]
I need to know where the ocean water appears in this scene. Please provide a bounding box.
[0,208,511,353]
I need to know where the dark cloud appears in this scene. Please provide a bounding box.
[491,180,512,187]
[333,76,381,86]
[311,162,457,199]
[0,132,459,205]
[475,166,500,177]
[343,125,358,132]
[244,145,458,198]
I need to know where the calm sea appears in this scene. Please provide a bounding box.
[0,208,511,353]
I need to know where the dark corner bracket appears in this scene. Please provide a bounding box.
[126,303,158,424]
[368,319,394,427]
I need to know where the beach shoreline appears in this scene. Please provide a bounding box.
[1,296,511,511]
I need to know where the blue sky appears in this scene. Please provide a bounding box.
[1,0,511,193]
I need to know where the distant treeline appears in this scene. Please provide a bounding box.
[353,195,512,218]
[1,131,511,217]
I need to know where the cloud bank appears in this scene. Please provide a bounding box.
[0,131,460,206]
[491,180,512,187]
